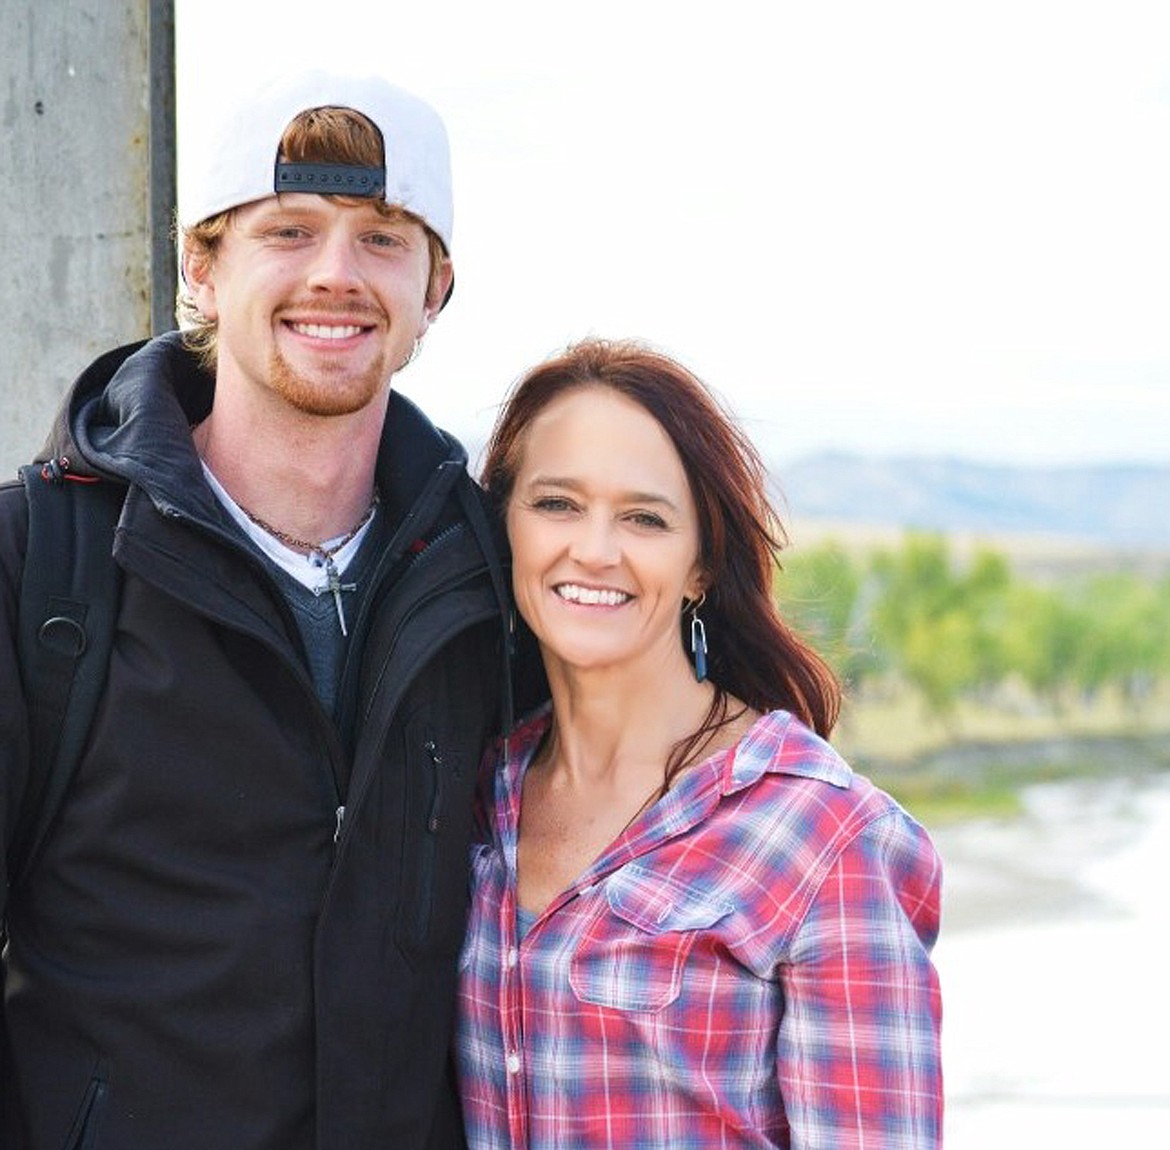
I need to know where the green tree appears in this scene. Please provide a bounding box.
[867,533,1012,720]
[1069,572,1170,703]
[1000,582,1087,707]
[781,532,1170,725]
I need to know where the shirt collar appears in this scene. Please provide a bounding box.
[726,710,854,793]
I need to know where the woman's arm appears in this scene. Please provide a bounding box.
[777,807,944,1150]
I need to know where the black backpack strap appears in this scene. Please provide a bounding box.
[10,461,125,888]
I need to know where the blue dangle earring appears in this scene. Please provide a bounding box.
[688,593,708,683]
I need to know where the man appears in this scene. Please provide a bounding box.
[0,71,512,1149]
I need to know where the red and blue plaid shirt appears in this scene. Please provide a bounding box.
[457,708,943,1149]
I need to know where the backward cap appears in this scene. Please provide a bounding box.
[179,69,454,253]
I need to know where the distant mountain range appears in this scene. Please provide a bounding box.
[774,453,1169,551]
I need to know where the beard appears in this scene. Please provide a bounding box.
[267,344,391,417]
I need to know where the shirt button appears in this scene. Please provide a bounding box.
[506,1051,521,1074]
[506,947,518,969]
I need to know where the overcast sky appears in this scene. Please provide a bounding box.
[176,0,1170,469]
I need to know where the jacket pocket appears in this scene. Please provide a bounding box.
[569,864,733,1013]
[396,718,478,962]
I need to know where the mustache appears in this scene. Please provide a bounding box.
[280,300,388,324]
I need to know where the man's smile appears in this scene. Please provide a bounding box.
[287,321,368,340]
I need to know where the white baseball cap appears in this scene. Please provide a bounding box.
[179,70,454,255]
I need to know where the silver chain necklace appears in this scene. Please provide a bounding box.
[237,492,380,635]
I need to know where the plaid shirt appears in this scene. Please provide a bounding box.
[457,708,943,1149]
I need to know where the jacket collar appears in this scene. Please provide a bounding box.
[48,331,468,533]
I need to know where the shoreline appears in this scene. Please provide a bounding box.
[935,770,1170,1149]
[929,772,1162,933]
[854,730,1170,826]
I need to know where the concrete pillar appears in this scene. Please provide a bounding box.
[0,0,175,477]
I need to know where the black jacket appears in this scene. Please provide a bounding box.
[0,334,513,1149]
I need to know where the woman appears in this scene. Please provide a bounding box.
[457,338,943,1149]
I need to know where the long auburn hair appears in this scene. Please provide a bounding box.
[482,337,841,743]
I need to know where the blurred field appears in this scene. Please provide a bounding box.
[783,518,1170,825]
[834,684,1170,825]
[835,679,1170,762]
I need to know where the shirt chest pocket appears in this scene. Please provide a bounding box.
[569,864,733,1013]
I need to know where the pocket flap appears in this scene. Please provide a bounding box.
[605,863,733,934]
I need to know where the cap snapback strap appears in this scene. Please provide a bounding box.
[274,162,385,197]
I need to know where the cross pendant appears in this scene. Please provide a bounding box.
[314,556,358,636]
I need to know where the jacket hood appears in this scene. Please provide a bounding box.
[40,331,470,530]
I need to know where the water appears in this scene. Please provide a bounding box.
[933,774,1170,1147]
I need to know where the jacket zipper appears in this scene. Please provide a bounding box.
[424,739,445,832]
[65,1073,109,1150]
[415,736,447,939]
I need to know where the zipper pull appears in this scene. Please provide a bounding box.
[424,740,444,833]
[334,805,346,844]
